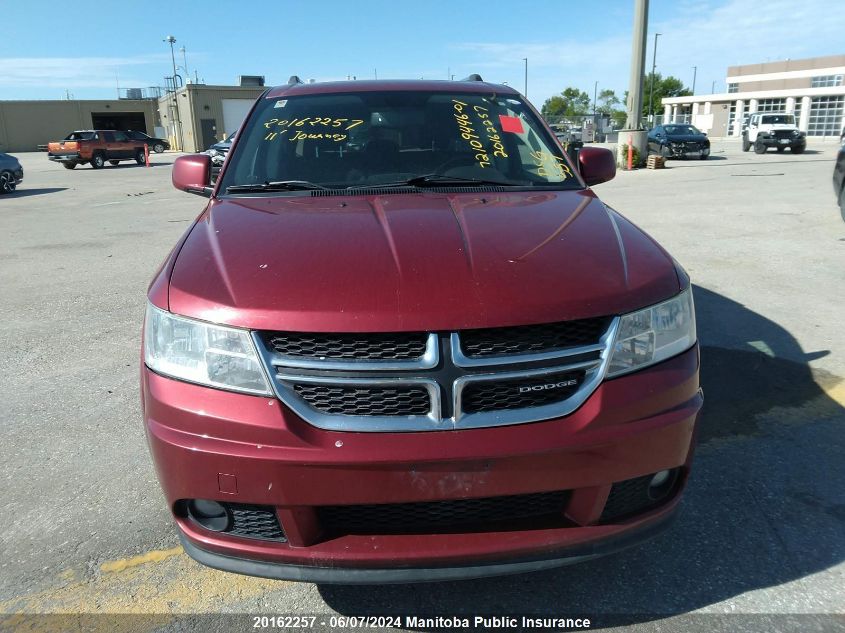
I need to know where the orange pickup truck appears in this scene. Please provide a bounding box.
[47,130,147,169]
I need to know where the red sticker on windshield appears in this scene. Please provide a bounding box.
[499,115,524,133]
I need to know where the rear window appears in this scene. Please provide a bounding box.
[220,90,578,192]
[64,131,96,141]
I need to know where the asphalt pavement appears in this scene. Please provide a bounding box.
[0,141,843,633]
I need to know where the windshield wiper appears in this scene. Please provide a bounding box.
[225,180,328,193]
[348,174,524,189]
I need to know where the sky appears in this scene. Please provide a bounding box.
[1,0,844,109]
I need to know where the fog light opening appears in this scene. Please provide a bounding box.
[187,499,231,532]
[647,469,678,501]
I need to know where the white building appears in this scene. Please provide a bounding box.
[661,54,845,139]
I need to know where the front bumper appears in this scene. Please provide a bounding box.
[667,143,709,158]
[757,134,806,148]
[143,345,702,582]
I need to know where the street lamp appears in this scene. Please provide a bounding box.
[522,57,528,97]
[648,32,661,124]
[691,66,697,95]
[163,35,183,151]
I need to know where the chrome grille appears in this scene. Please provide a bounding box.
[264,331,428,361]
[254,317,618,432]
[461,370,585,414]
[459,317,609,358]
[293,384,431,416]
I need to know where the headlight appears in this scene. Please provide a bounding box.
[607,288,696,377]
[144,304,271,395]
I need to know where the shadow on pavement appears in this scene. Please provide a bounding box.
[318,284,844,628]
[4,187,67,198]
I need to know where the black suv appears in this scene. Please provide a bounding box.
[648,124,710,160]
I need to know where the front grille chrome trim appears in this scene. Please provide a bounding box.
[274,373,444,432]
[450,332,605,368]
[256,317,620,432]
[253,331,439,371]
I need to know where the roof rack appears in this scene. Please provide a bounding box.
[287,75,303,86]
[461,74,484,82]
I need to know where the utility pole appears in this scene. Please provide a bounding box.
[648,32,661,124]
[620,0,650,167]
[594,81,599,115]
[711,80,716,93]
[691,66,697,95]
[179,46,190,84]
[523,58,528,97]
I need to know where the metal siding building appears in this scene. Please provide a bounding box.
[661,54,845,138]
[0,100,158,153]
[157,84,266,152]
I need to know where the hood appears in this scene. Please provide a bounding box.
[167,190,680,332]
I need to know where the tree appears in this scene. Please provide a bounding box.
[642,72,691,119]
[596,89,620,115]
[541,87,592,119]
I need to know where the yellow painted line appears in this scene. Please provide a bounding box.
[1,547,288,618]
[99,545,183,573]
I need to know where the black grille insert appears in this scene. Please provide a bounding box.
[461,370,586,414]
[228,504,286,540]
[264,331,428,361]
[460,317,610,358]
[319,490,571,534]
[293,383,431,416]
[600,471,681,523]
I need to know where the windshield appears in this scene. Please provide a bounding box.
[220,90,578,192]
[761,114,795,125]
[65,131,96,141]
[664,125,702,136]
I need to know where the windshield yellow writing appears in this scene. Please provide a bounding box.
[529,150,573,180]
[263,117,364,131]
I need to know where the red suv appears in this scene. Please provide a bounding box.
[142,77,702,583]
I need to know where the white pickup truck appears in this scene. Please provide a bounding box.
[742,113,806,154]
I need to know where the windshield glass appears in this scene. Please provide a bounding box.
[664,125,702,136]
[761,114,795,125]
[65,131,96,141]
[220,90,578,191]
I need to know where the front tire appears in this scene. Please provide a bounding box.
[135,149,146,165]
[754,140,767,154]
[792,145,805,154]
[0,171,15,194]
[91,153,105,169]
[742,135,751,152]
[152,143,165,153]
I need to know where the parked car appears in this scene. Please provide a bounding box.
[834,142,845,222]
[742,113,805,154]
[0,152,24,194]
[144,77,702,583]
[207,131,236,179]
[647,124,710,159]
[47,130,146,169]
[126,130,170,153]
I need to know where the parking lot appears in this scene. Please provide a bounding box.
[1,141,844,631]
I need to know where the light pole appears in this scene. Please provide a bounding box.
[163,35,183,151]
[648,32,661,124]
[691,66,697,95]
[522,57,528,97]
[711,80,716,93]
[593,81,599,115]
[179,46,190,84]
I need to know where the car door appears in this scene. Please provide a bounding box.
[112,131,133,158]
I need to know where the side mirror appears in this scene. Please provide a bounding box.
[578,146,616,186]
[172,154,212,197]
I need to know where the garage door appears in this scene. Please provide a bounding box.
[221,99,255,137]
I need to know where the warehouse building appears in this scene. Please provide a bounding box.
[0,99,158,153]
[157,82,265,153]
[661,54,845,138]
[0,77,267,153]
